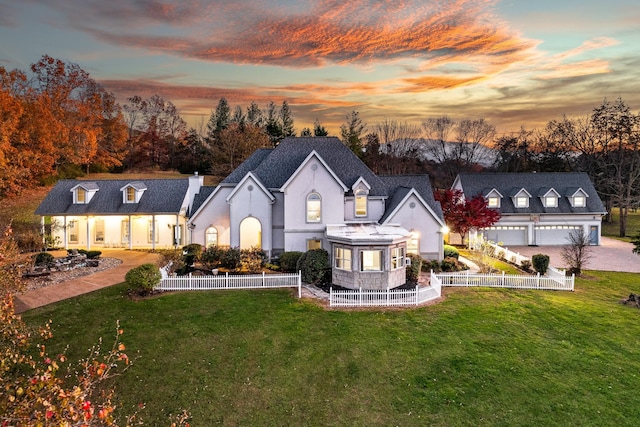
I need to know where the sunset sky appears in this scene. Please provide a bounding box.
[1,0,638,136]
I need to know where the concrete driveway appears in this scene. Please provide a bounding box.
[508,237,640,273]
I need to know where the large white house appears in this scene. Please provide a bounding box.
[37,137,446,289]
[452,172,607,246]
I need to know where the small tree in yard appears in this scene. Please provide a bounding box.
[125,263,162,295]
[561,229,592,275]
[632,232,640,255]
[532,254,550,275]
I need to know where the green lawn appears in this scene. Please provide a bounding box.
[22,272,640,426]
[602,208,640,242]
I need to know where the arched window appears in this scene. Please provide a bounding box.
[355,189,367,217]
[205,226,218,247]
[240,217,261,249]
[307,193,321,223]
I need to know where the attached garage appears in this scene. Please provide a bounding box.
[535,225,581,246]
[481,226,527,246]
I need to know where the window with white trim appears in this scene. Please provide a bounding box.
[94,219,104,244]
[125,187,135,203]
[391,247,405,269]
[545,195,557,208]
[355,189,367,217]
[148,220,159,243]
[334,247,352,271]
[306,193,321,222]
[307,239,322,250]
[76,188,86,204]
[515,196,528,208]
[205,227,218,247]
[573,195,586,207]
[121,220,130,244]
[360,250,382,272]
[488,196,500,208]
[68,220,79,244]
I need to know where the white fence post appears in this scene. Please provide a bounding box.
[298,270,302,298]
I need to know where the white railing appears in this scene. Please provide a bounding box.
[156,272,302,297]
[434,270,574,291]
[329,282,442,307]
[484,241,530,266]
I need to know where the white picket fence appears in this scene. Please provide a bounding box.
[156,272,302,297]
[483,241,530,266]
[329,283,441,307]
[435,270,574,291]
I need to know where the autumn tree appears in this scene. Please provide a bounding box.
[435,189,501,245]
[212,122,271,176]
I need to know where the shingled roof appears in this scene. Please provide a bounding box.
[379,175,444,223]
[222,137,387,196]
[455,172,606,215]
[35,179,189,216]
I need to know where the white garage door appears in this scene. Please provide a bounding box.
[481,226,527,246]
[535,225,581,246]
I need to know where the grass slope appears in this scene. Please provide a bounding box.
[22,272,640,426]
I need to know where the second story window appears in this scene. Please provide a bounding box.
[355,189,367,217]
[515,196,528,208]
[307,193,321,222]
[488,196,500,208]
[573,195,586,207]
[76,188,86,204]
[126,187,135,203]
[545,196,558,208]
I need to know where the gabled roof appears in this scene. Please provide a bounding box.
[379,175,444,224]
[189,186,217,216]
[221,137,387,196]
[279,150,348,192]
[455,172,606,215]
[36,179,190,216]
[71,182,99,191]
[120,181,147,191]
[227,172,275,203]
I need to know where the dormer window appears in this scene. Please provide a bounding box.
[355,189,367,217]
[126,187,135,203]
[515,196,528,208]
[71,182,98,204]
[307,193,321,222]
[76,188,86,203]
[488,196,500,208]
[121,182,147,204]
[573,195,586,207]
[545,196,558,208]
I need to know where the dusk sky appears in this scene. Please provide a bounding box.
[1,0,638,136]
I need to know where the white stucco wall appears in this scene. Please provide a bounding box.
[383,193,444,260]
[227,176,273,253]
[282,158,345,252]
[189,187,232,247]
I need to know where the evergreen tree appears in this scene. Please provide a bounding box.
[313,119,329,136]
[340,111,366,158]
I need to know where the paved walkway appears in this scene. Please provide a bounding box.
[508,237,640,273]
[14,250,161,314]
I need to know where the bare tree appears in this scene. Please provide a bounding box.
[372,118,423,174]
[422,115,455,163]
[561,229,592,275]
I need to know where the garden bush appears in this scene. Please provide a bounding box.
[421,259,441,273]
[241,247,266,273]
[182,243,203,260]
[279,251,304,272]
[33,252,54,266]
[406,253,423,283]
[299,249,330,285]
[520,259,532,273]
[200,246,242,271]
[532,254,550,275]
[220,247,242,270]
[125,263,161,294]
[443,245,459,259]
[85,250,101,259]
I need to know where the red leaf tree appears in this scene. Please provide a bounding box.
[435,189,501,243]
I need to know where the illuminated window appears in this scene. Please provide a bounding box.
[205,227,218,247]
[307,239,322,250]
[391,247,405,269]
[76,188,86,204]
[121,220,130,244]
[573,196,586,207]
[516,196,528,208]
[126,187,135,203]
[68,220,79,244]
[360,250,382,272]
[307,193,321,222]
[355,189,367,217]
[94,219,104,243]
[334,247,352,271]
[545,196,557,207]
[148,220,159,243]
[488,197,500,208]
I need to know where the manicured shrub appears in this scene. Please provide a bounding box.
[200,245,225,269]
[182,243,203,260]
[86,250,102,259]
[33,252,54,266]
[421,259,441,273]
[279,251,304,272]
[406,253,423,283]
[443,244,459,259]
[532,254,550,275]
[220,247,241,270]
[299,249,330,285]
[125,263,161,294]
[241,247,266,273]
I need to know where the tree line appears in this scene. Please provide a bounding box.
[1,56,639,236]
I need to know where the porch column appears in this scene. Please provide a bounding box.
[152,214,156,251]
[63,216,68,250]
[86,216,91,250]
[176,214,180,247]
[128,215,132,250]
